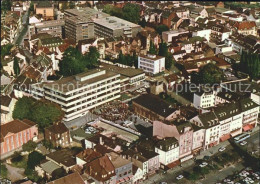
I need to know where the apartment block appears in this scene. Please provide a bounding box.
[33,20,65,38]
[64,8,109,42]
[94,16,141,39]
[33,69,121,121]
[193,90,216,109]
[138,54,165,75]
[64,8,141,43]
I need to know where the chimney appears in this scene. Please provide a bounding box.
[99,136,103,145]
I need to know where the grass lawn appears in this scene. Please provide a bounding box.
[11,155,27,169]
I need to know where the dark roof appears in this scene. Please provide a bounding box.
[47,172,85,184]
[239,98,259,112]
[133,94,178,118]
[45,123,68,134]
[46,149,77,167]
[165,119,193,133]
[214,102,240,121]
[155,137,178,152]
[217,91,242,102]
[36,1,53,8]
[1,95,12,107]
[197,112,219,128]
[85,155,115,182]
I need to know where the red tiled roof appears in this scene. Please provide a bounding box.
[233,21,256,30]
[85,155,115,182]
[47,172,85,184]
[1,119,36,142]
[58,43,70,53]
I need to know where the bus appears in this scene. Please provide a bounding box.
[234,133,250,143]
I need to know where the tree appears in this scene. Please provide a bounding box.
[148,41,157,55]
[1,44,13,57]
[42,140,54,150]
[1,0,11,12]
[198,63,225,85]
[22,140,37,152]
[158,42,173,70]
[13,97,35,120]
[11,152,23,163]
[52,168,66,180]
[85,46,100,69]
[27,151,44,170]
[103,4,123,18]
[103,4,113,14]
[58,47,85,76]
[122,3,140,24]
[156,24,169,35]
[13,57,20,76]
[0,163,7,178]
[139,18,146,28]
[13,97,63,132]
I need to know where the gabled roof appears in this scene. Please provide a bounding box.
[233,21,256,30]
[1,95,12,107]
[133,94,178,118]
[85,155,115,182]
[155,137,178,151]
[47,172,85,184]
[45,122,68,134]
[1,119,36,142]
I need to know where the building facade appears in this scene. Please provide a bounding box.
[138,54,165,75]
[0,119,38,155]
[32,69,121,121]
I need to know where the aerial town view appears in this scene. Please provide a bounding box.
[0,1,260,184]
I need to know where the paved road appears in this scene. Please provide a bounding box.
[4,163,24,182]
[201,162,244,184]
[142,127,260,184]
[13,10,29,45]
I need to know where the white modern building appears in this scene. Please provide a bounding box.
[32,69,121,121]
[155,137,179,166]
[193,90,215,109]
[138,54,165,75]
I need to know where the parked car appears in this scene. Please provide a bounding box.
[176,175,184,180]
[219,146,226,152]
[240,141,247,146]
[199,162,208,167]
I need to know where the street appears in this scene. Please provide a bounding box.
[142,127,260,184]
[13,9,29,45]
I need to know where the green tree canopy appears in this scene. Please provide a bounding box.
[27,151,45,169]
[240,51,260,79]
[156,24,169,35]
[103,4,123,18]
[22,140,37,152]
[52,168,66,180]
[13,97,35,120]
[1,44,13,57]
[158,42,173,70]
[11,151,23,163]
[13,57,20,76]
[198,63,225,85]
[122,3,140,24]
[85,46,100,69]
[0,163,7,178]
[13,97,64,132]
[148,41,157,55]
[1,0,11,12]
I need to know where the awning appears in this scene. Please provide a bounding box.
[209,141,218,147]
[243,124,254,131]
[220,134,231,142]
[167,160,180,169]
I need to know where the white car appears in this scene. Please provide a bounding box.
[199,162,208,167]
[219,147,226,152]
[176,175,184,180]
[240,141,247,146]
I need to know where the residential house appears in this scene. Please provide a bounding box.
[35,1,55,21]
[35,160,61,179]
[233,21,257,36]
[174,7,190,19]
[45,149,77,172]
[85,155,117,184]
[215,91,242,105]
[132,94,180,122]
[161,11,178,28]
[46,172,85,184]
[191,124,205,154]
[106,152,133,184]
[153,120,194,161]
[144,9,163,24]
[1,95,17,124]
[76,148,102,167]
[154,137,179,169]
[123,148,160,179]
[0,119,38,155]
[45,122,71,148]
[210,24,231,42]
[193,89,216,109]
[190,112,220,150]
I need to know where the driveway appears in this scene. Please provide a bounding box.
[5,163,25,182]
